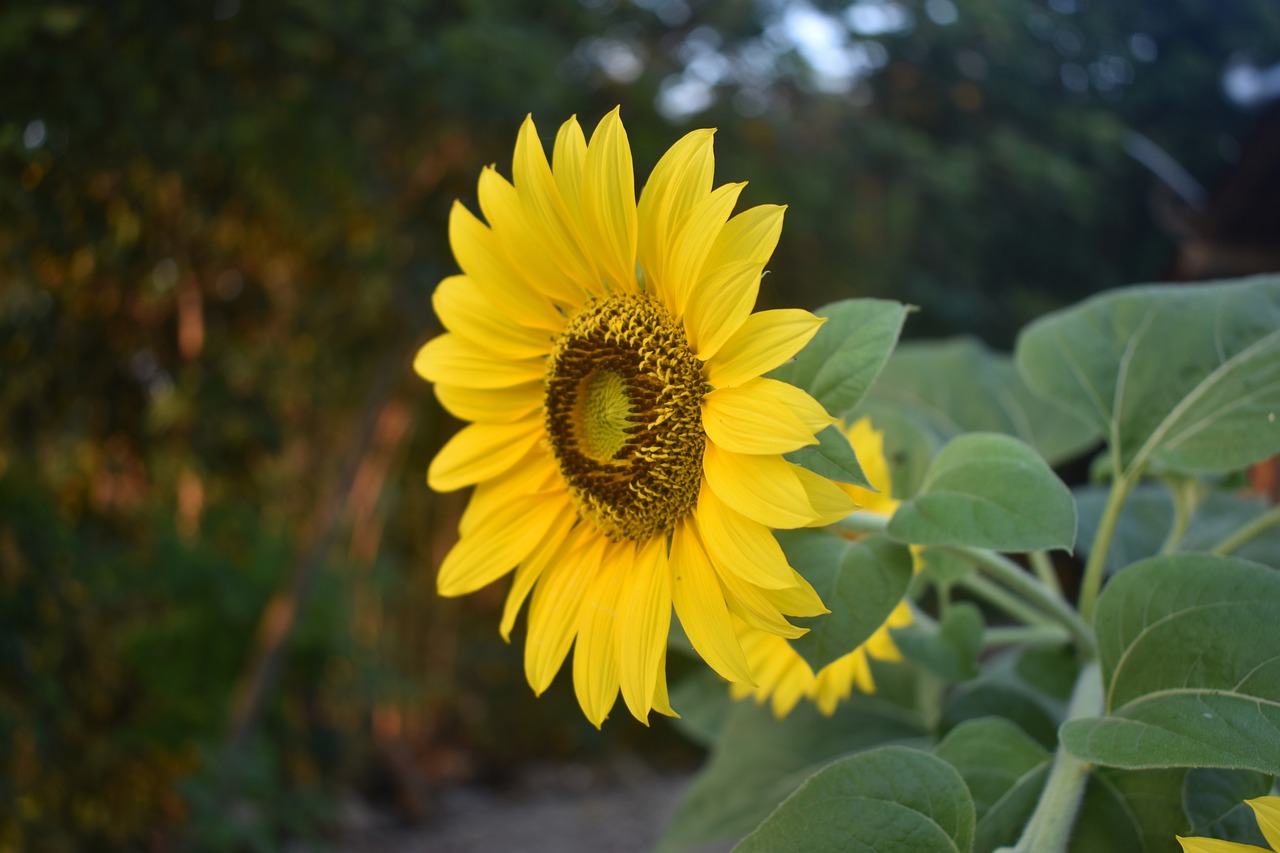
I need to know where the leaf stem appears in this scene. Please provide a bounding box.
[1028,549,1062,596]
[957,573,1055,628]
[982,624,1070,648]
[1077,472,1137,624]
[996,660,1102,853]
[1210,503,1280,556]
[1158,477,1198,555]
[946,545,1095,656]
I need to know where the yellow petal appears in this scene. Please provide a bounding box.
[582,107,638,292]
[434,381,542,424]
[447,201,564,331]
[525,526,605,694]
[573,544,625,728]
[684,260,762,360]
[761,569,829,618]
[716,566,807,639]
[512,114,600,296]
[553,115,588,216]
[761,379,835,433]
[706,309,826,389]
[650,646,679,718]
[662,181,745,319]
[670,521,753,685]
[1175,837,1268,853]
[437,492,569,597]
[476,169,585,307]
[428,417,542,492]
[795,464,858,525]
[616,536,672,723]
[1249,796,1280,851]
[703,443,818,529]
[414,333,545,389]
[637,128,715,301]
[500,509,577,640]
[702,380,822,456]
[459,447,560,536]
[434,274,552,359]
[695,485,794,589]
[842,417,898,514]
[705,203,786,270]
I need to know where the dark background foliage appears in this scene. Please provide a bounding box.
[3,0,1279,847]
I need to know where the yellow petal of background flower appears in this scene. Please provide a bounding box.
[670,521,753,685]
[499,510,577,641]
[684,260,762,360]
[702,380,821,455]
[436,492,568,597]
[663,181,744,319]
[433,274,553,359]
[512,114,600,295]
[414,333,545,389]
[703,444,818,529]
[477,168,585,307]
[695,486,794,589]
[433,381,542,424]
[1175,837,1268,853]
[1249,796,1280,851]
[427,417,542,492]
[637,128,715,301]
[582,107,638,292]
[706,309,826,388]
[525,528,605,694]
[841,417,898,515]
[573,546,625,728]
[704,203,786,270]
[616,536,671,723]
[447,200,564,331]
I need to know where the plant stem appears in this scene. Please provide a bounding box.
[833,511,889,536]
[947,545,1095,656]
[1077,472,1137,624]
[1159,477,1197,555]
[958,573,1055,628]
[983,624,1070,648]
[1028,549,1062,596]
[1211,503,1280,556]
[996,661,1103,853]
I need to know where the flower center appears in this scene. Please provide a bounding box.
[544,293,706,541]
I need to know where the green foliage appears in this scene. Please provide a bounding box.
[1061,554,1280,774]
[894,602,984,683]
[786,424,874,489]
[778,531,914,671]
[887,433,1077,552]
[738,746,976,853]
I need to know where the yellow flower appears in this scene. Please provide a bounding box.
[1177,796,1280,853]
[415,108,855,727]
[731,417,914,717]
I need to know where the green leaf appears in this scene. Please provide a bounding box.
[861,337,1100,466]
[1067,768,1189,853]
[1061,554,1280,773]
[917,547,978,587]
[935,717,1051,852]
[656,696,928,852]
[771,298,909,419]
[736,746,975,853]
[778,530,914,672]
[1015,276,1280,475]
[1183,767,1274,847]
[887,433,1077,552]
[893,602,984,682]
[785,423,871,489]
[666,665,735,748]
[941,647,1072,750]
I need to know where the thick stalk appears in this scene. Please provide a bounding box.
[958,573,1056,628]
[996,661,1103,853]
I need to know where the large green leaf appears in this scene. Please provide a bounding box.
[1061,554,1280,773]
[1067,768,1189,853]
[785,423,872,489]
[1182,767,1275,847]
[887,433,1076,552]
[1015,276,1280,475]
[935,717,1050,852]
[656,696,928,852]
[860,337,1100,466]
[737,746,975,853]
[940,648,1073,750]
[771,298,909,419]
[778,530,914,672]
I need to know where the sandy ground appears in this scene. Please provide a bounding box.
[338,757,699,853]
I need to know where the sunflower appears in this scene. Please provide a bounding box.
[731,417,914,717]
[1177,796,1280,852]
[415,108,855,727]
